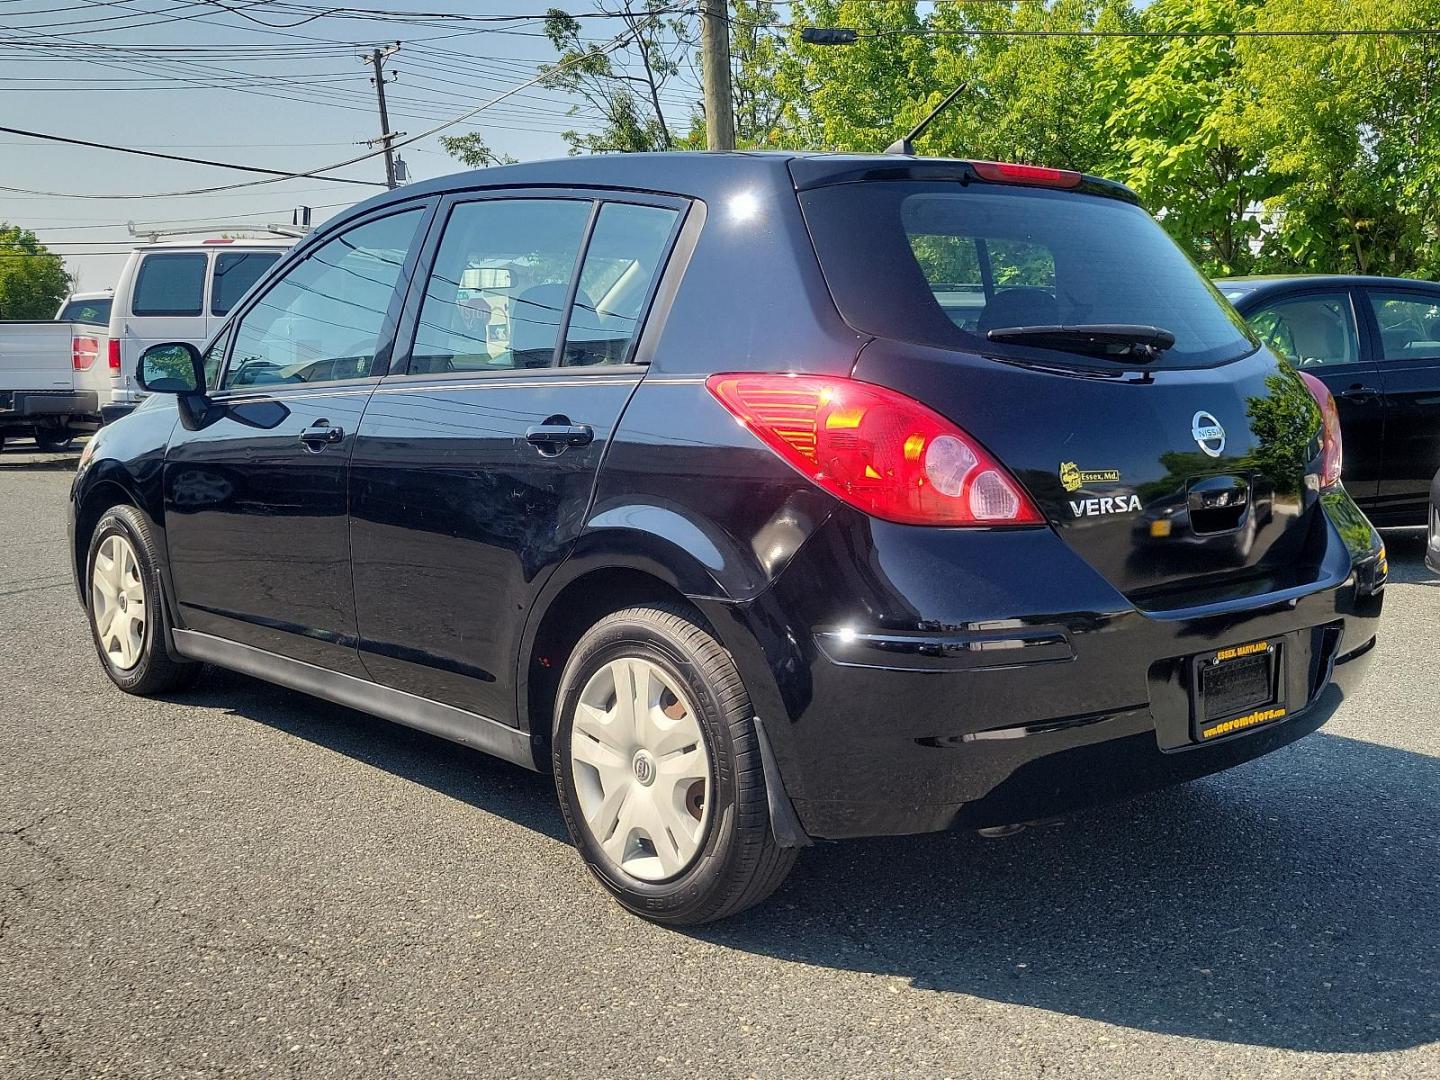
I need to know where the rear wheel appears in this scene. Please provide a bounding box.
[33,427,75,452]
[85,505,198,695]
[553,605,797,925]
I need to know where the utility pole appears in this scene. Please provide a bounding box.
[700,0,735,151]
[364,44,401,189]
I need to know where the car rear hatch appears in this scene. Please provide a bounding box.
[793,160,1330,609]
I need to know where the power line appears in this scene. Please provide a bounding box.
[0,123,383,185]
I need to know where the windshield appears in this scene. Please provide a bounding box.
[799,182,1257,368]
[59,297,111,325]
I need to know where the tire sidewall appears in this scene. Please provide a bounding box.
[554,617,746,921]
[86,509,165,692]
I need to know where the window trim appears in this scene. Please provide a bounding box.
[1242,287,1368,372]
[1359,285,1440,367]
[208,198,439,398]
[131,251,209,318]
[387,186,693,383]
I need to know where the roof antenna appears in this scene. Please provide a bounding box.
[885,82,969,156]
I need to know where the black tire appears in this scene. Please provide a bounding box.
[33,427,75,452]
[553,604,798,925]
[85,504,199,696]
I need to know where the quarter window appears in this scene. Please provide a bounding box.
[1368,291,1440,361]
[212,251,282,316]
[132,253,206,317]
[410,198,592,374]
[562,202,678,366]
[222,209,422,391]
[1247,293,1361,369]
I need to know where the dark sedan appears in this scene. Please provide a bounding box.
[1219,275,1440,526]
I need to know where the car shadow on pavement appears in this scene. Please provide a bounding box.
[171,669,568,843]
[698,730,1439,1054]
[1381,527,1437,585]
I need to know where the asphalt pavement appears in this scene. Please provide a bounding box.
[1,436,1437,1079]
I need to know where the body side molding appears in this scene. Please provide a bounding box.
[171,630,539,771]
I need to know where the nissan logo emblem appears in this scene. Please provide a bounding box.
[1192,411,1226,458]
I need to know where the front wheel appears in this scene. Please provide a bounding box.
[85,505,199,695]
[553,605,797,925]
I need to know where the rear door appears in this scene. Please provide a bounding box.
[1242,288,1381,504]
[1361,284,1440,520]
[348,190,684,722]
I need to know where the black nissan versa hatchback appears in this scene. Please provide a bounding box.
[70,153,1385,924]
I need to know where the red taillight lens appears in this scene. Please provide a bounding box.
[1298,370,1343,488]
[971,160,1083,189]
[706,373,1043,527]
[107,338,121,372]
[72,336,99,371]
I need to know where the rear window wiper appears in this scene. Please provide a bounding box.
[985,323,1176,361]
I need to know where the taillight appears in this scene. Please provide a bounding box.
[1298,370,1342,488]
[706,373,1043,527]
[971,160,1083,189]
[72,336,99,371]
[107,339,121,372]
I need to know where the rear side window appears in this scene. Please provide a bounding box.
[801,182,1256,367]
[562,202,678,366]
[212,251,281,316]
[59,298,112,324]
[409,198,592,374]
[1368,291,1440,361]
[132,253,206,317]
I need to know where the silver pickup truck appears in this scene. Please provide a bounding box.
[0,319,112,450]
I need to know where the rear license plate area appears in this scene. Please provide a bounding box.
[1191,639,1285,742]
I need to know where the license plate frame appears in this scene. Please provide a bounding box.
[1191,638,1286,743]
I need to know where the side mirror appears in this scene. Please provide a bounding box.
[137,342,205,394]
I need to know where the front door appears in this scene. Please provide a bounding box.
[1362,285,1440,522]
[1244,288,1383,504]
[163,205,430,674]
[349,193,684,722]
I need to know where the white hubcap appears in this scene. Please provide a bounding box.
[91,534,146,671]
[570,657,712,882]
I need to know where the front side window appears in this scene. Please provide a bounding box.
[212,251,282,316]
[223,209,422,391]
[132,253,206,317]
[409,198,592,374]
[1247,293,1361,369]
[1368,291,1440,361]
[562,202,678,366]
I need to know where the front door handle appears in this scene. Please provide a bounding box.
[1337,385,1381,403]
[299,419,344,450]
[525,422,594,451]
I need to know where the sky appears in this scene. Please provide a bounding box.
[2,0,708,290]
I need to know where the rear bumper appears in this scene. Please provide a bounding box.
[0,390,100,423]
[699,493,1385,841]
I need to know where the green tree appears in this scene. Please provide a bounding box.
[0,225,71,320]
[440,132,517,169]
[1244,369,1321,495]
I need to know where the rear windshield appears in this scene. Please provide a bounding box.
[59,298,111,324]
[800,182,1257,368]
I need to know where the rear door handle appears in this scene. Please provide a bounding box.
[298,420,344,450]
[1337,385,1381,402]
[525,423,594,450]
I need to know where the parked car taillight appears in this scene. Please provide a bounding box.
[1298,370,1343,489]
[72,336,99,371]
[108,339,121,372]
[706,373,1043,526]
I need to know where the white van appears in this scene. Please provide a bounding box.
[101,238,295,422]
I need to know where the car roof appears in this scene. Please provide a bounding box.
[133,237,297,252]
[1216,273,1440,304]
[319,151,1138,240]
